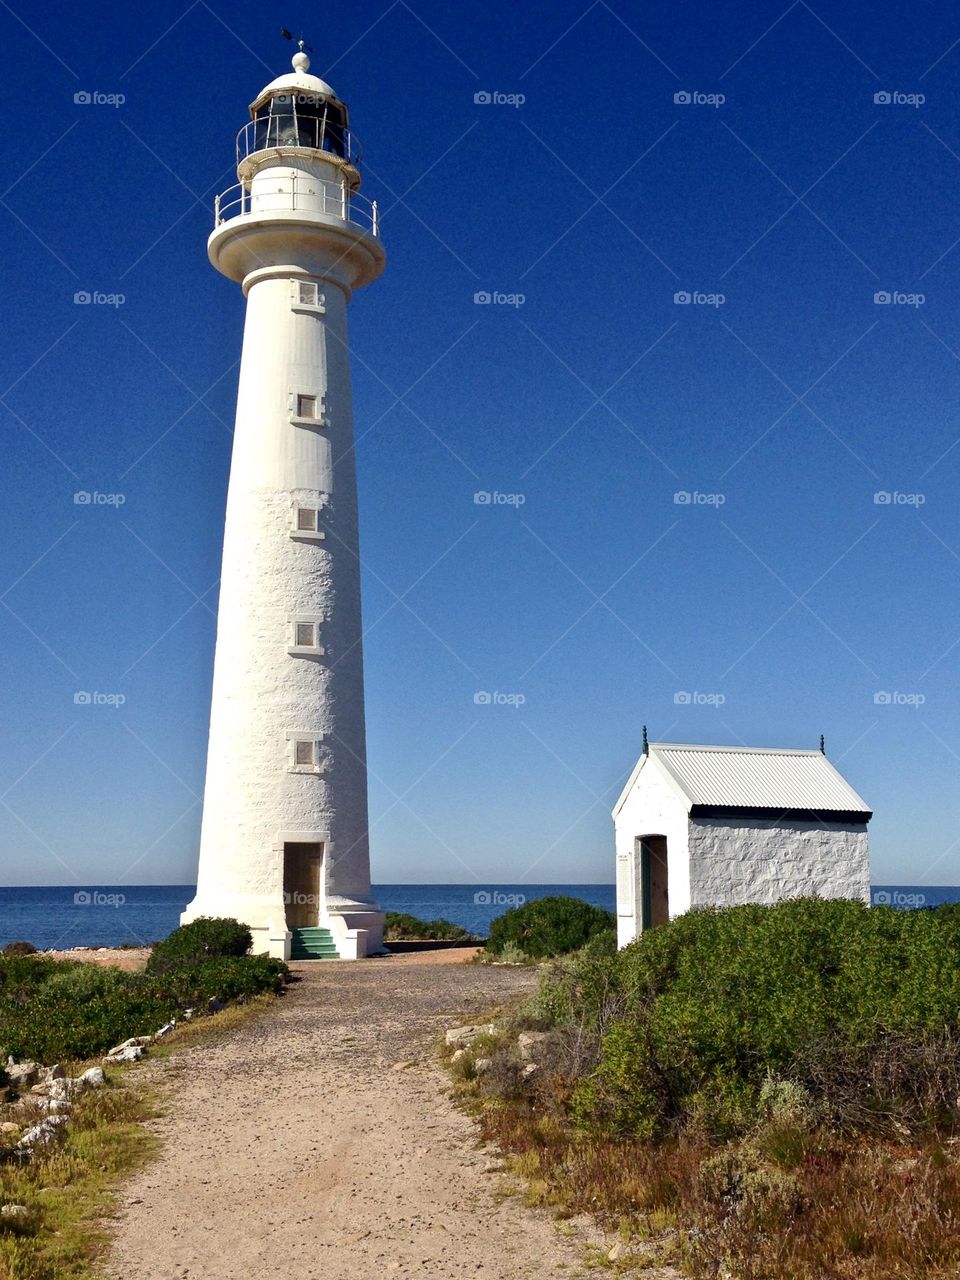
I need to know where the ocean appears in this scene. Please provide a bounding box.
[0,884,953,951]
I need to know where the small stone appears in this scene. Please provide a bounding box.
[450,1049,466,1063]
[102,1046,143,1065]
[474,1057,492,1075]
[5,1062,39,1089]
[0,1124,20,1137]
[0,1204,29,1219]
[154,1021,176,1038]
[444,1023,493,1047]
[522,1063,539,1078]
[517,1031,550,1061]
[80,1067,105,1088]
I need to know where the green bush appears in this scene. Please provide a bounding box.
[146,917,252,975]
[530,898,960,1140]
[486,896,615,960]
[384,912,473,941]
[2,941,37,956]
[0,927,287,1064]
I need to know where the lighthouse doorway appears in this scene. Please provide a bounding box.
[283,842,324,928]
[637,836,670,930]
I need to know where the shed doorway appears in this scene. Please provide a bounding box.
[637,836,669,929]
[283,842,323,928]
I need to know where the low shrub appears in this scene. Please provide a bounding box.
[485,896,615,960]
[527,898,960,1141]
[384,912,473,941]
[2,941,37,956]
[146,917,252,975]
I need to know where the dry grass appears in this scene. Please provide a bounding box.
[452,1044,960,1280]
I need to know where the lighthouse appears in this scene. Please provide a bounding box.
[182,47,386,960]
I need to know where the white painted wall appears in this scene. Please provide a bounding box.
[182,109,386,959]
[614,757,690,947]
[687,818,870,906]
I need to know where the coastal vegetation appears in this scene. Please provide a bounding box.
[383,912,475,941]
[484,895,615,960]
[450,898,960,1278]
[0,918,287,1069]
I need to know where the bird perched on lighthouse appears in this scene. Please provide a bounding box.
[182,45,386,960]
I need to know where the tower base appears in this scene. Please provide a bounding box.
[179,896,386,961]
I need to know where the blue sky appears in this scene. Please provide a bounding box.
[1,0,959,888]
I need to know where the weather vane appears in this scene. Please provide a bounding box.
[280,27,315,54]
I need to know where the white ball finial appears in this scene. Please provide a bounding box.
[292,48,310,73]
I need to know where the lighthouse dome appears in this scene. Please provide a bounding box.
[249,51,344,118]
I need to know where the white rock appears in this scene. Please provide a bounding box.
[17,1116,67,1150]
[103,1046,143,1064]
[154,1021,176,1038]
[517,1031,550,1061]
[522,1063,540,1078]
[474,1057,492,1075]
[5,1062,39,1088]
[0,1204,30,1219]
[80,1067,106,1088]
[450,1049,466,1063]
[445,1023,494,1047]
[109,1036,152,1053]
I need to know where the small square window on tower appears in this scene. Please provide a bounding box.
[291,280,325,314]
[297,394,318,419]
[288,617,325,656]
[290,505,326,541]
[288,733,325,773]
[290,390,328,427]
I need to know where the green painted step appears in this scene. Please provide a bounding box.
[290,927,340,960]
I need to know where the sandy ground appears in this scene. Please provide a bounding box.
[103,952,641,1280]
[47,947,151,971]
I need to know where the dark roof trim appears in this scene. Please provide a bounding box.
[690,804,873,824]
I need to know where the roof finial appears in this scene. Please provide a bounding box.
[819,734,825,755]
[643,724,649,755]
[280,26,313,72]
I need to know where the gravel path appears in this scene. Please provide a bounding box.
[104,952,611,1280]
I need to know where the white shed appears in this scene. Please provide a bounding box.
[613,737,872,948]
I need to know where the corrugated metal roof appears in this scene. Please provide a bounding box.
[650,743,871,813]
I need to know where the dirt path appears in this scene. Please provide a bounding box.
[104,953,612,1280]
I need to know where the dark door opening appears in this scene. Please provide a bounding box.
[283,842,323,928]
[638,836,669,930]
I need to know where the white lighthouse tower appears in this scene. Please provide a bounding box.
[182,47,386,960]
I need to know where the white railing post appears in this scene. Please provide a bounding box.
[372,200,379,237]
[214,192,220,224]
[341,181,347,221]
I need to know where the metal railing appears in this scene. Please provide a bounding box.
[236,117,363,168]
[213,175,380,237]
